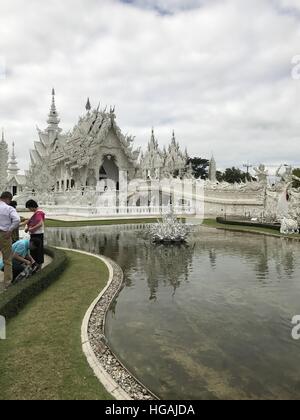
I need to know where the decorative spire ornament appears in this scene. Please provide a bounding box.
[47,88,60,131]
[208,154,217,183]
[8,141,20,178]
[86,97,91,112]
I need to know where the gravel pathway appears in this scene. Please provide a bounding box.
[88,257,158,400]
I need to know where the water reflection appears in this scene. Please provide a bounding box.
[140,243,194,300]
[47,225,195,300]
[46,225,299,297]
[47,226,300,400]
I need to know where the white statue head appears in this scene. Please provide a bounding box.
[285,165,293,175]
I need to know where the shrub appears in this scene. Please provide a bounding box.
[216,217,280,231]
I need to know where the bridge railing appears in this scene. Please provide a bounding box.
[42,205,195,218]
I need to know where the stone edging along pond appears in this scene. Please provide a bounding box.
[56,247,158,401]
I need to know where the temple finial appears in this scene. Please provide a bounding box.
[208,153,217,182]
[12,141,16,159]
[7,139,19,177]
[86,98,91,112]
[47,88,60,131]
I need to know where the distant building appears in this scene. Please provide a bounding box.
[208,155,217,182]
[7,141,26,196]
[0,130,26,195]
[0,130,9,191]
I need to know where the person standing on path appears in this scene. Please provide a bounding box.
[25,200,46,271]
[0,191,21,288]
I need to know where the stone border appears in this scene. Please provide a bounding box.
[202,223,300,241]
[56,247,158,401]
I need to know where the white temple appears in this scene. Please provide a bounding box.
[1,89,300,222]
[23,90,189,193]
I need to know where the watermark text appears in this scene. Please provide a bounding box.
[292,315,300,340]
[0,316,6,340]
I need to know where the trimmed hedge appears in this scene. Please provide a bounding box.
[0,247,68,320]
[216,217,281,231]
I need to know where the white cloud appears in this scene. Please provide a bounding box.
[118,0,216,13]
[1,0,300,173]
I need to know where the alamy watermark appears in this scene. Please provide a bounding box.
[92,177,205,222]
[0,316,6,340]
[291,55,300,80]
[292,316,300,340]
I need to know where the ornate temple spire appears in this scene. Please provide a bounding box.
[208,154,217,182]
[0,129,9,188]
[8,141,20,178]
[184,147,189,162]
[47,88,60,131]
[170,130,181,154]
[86,97,91,112]
[150,127,157,149]
[171,130,177,146]
[1,128,6,144]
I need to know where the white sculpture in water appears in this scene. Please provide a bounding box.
[149,212,190,243]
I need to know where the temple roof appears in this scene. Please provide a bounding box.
[61,106,140,168]
[164,131,186,171]
[140,128,164,169]
[7,174,26,185]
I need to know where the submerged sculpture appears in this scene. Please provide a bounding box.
[149,212,190,243]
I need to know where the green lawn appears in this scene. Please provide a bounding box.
[0,251,113,400]
[202,219,300,240]
[46,217,161,228]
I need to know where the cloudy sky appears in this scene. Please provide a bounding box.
[1,0,300,174]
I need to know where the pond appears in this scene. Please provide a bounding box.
[47,225,300,400]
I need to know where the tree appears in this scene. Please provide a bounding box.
[217,167,253,184]
[187,157,209,179]
[216,171,224,183]
[293,168,300,188]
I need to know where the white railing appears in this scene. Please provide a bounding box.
[42,205,195,218]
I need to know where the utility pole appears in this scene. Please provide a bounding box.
[243,162,253,175]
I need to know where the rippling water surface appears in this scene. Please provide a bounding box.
[47,225,300,400]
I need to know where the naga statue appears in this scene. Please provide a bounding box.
[253,164,268,184]
[276,165,300,190]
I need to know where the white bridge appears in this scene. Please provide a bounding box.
[41,205,196,218]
